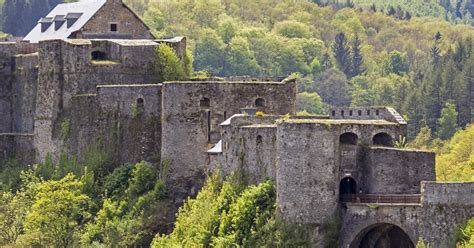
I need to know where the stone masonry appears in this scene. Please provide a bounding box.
[0,0,472,246]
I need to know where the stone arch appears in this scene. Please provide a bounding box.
[350,223,415,248]
[91,50,107,60]
[255,98,265,107]
[373,132,393,147]
[339,177,357,195]
[340,132,358,145]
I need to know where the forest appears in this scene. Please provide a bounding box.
[0,0,473,247]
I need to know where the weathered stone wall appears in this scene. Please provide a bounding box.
[276,121,339,224]
[161,79,296,199]
[12,53,38,133]
[96,84,162,163]
[0,43,17,133]
[34,39,182,162]
[215,115,280,184]
[0,134,34,165]
[361,148,435,194]
[340,182,474,247]
[421,181,474,206]
[75,0,153,39]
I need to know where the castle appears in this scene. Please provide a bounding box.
[0,0,473,247]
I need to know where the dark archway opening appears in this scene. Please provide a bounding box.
[91,51,107,61]
[339,177,357,195]
[340,132,358,145]
[350,224,415,248]
[255,98,265,107]
[200,97,210,108]
[373,133,393,147]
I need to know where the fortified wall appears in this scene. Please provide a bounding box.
[0,36,472,247]
[210,107,473,247]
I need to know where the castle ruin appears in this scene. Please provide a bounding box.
[0,0,472,247]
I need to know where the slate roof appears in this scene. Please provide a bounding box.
[23,0,106,43]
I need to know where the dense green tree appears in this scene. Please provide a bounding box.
[223,36,260,76]
[273,20,312,39]
[382,51,409,75]
[22,174,90,247]
[314,68,351,106]
[332,32,352,77]
[435,102,459,140]
[296,92,325,114]
[350,33,365,77]
[152,44,187,82]
[194,29,226,75]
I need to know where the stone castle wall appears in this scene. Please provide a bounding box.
[276,121,340,225]
[12,53,38,133]
[340,182,474,247]
[362,148,435,194]
[34,39,182,162]
[215,115,281,184]
[161,80,296,199]
[74,0,153,39]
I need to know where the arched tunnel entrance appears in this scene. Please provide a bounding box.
[340,177,357,195]
[350,223,415,248]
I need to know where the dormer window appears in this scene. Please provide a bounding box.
[53,15,66,30]
[39,17,53,32]
[110,23,118,32]
[65,12,82,28]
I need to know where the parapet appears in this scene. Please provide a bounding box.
[421,181,474,206]
[329,106,407,125]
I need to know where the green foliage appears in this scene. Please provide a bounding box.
[152,173,309,247]
[408,126,433,150]
[416,238,432,248]
[296,91,325,114]
[382,51,409,75]
[152,44,187,83]
[435,102,459,140]
[457,219,474,247]
[436,124,474,181]
[273,20,312,38]
[21,174,90,247]
[394,135,407,148]
[332,32,352,77]
[0,171,39,245]
[59,118,71,142]
[0,159,28,192]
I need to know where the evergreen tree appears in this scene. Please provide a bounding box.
[436,102,459,140]
[350,34,365,78]
[332,32,351,77]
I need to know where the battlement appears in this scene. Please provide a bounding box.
[329,106,407,124]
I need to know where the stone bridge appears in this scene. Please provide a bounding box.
[339,182,474,247]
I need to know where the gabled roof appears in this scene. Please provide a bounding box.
[23,0,106,43]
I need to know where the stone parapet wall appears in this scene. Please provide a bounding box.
[421,181,474,206]
[362,147,435,194]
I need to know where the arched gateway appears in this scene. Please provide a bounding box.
[350,223,414,248]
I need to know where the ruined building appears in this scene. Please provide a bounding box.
[0,0,473,247]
